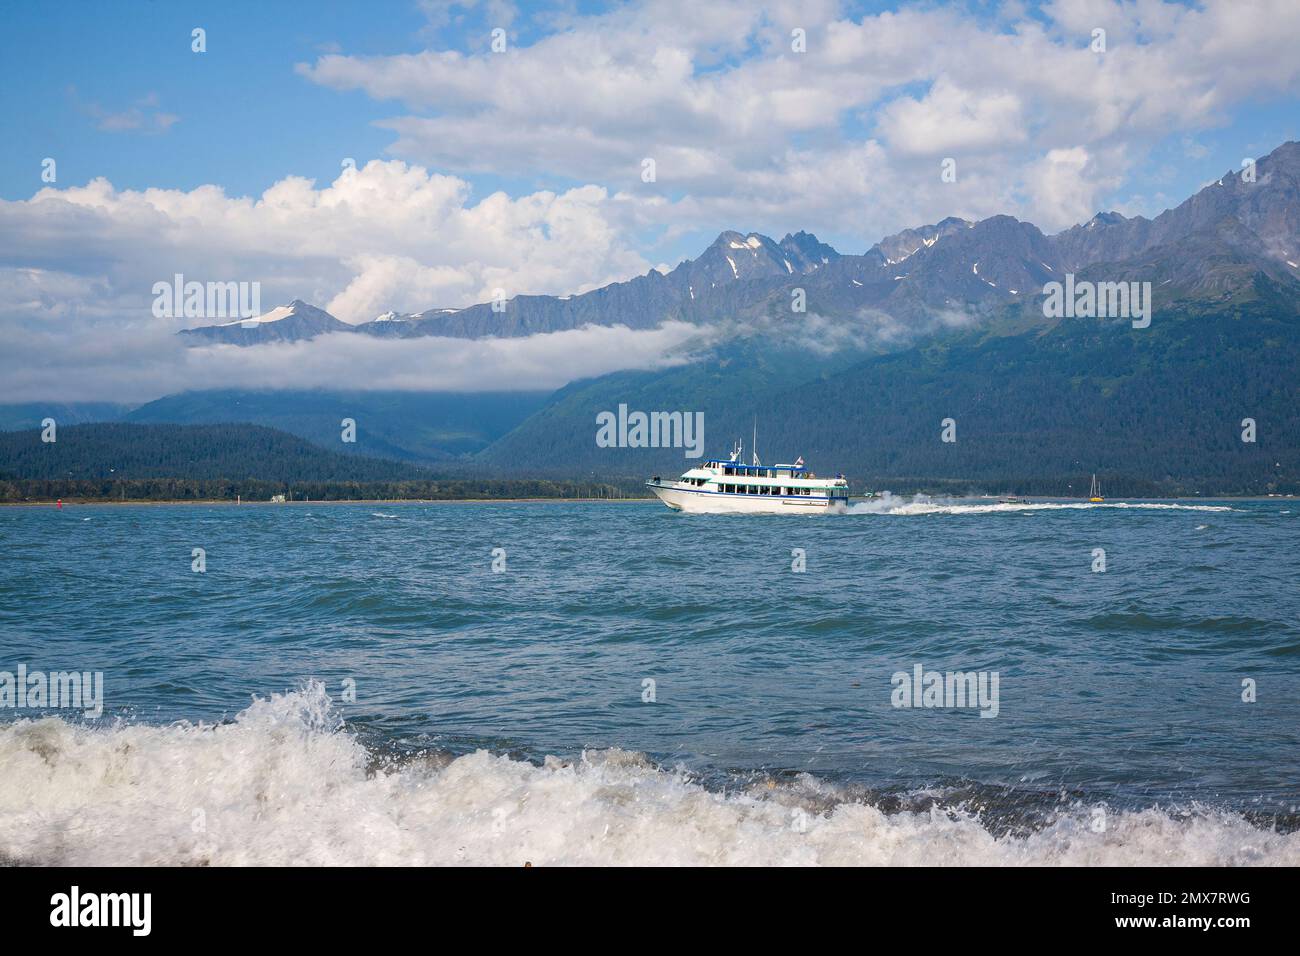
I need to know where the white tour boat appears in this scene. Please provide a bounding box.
[646,442,850,514]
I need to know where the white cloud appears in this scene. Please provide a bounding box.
[298,0,1300,240]
[0,319,708,404]
[877,77,1027,156]
[326,255,477,318]
[0,161,649,326]
[1023,146,1125,232]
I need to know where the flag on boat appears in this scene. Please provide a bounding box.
[794,456,804,468]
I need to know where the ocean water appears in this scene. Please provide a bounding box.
[1,496,1298,866]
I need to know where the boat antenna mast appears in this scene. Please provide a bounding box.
[752,417,760,467]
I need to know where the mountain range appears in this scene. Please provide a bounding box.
[179,141,1300,345]
[7,141,1299,495]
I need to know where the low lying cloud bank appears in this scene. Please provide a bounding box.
[0,319,710,405]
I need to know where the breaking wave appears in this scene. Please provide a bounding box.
[1,684,1294,867]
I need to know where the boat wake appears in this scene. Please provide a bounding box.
[850,494,1235,516]
[1,683,1292,866]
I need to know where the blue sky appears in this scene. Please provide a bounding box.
[0,3,422,201]
[0,2,637,207]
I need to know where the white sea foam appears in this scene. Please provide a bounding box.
[0,684,1293,867]
[850,494,1235,516]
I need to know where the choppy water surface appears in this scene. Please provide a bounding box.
[1,497,1297,865]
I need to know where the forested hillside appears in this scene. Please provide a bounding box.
[478,288,1300,496]
[0,423,425,483]
[125,389,549,462]
[0,422,639,501]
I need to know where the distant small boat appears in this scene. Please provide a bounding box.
[999,495,1027,504]
[1089,474,1104,502]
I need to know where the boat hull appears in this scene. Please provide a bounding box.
[648,483,846,514]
